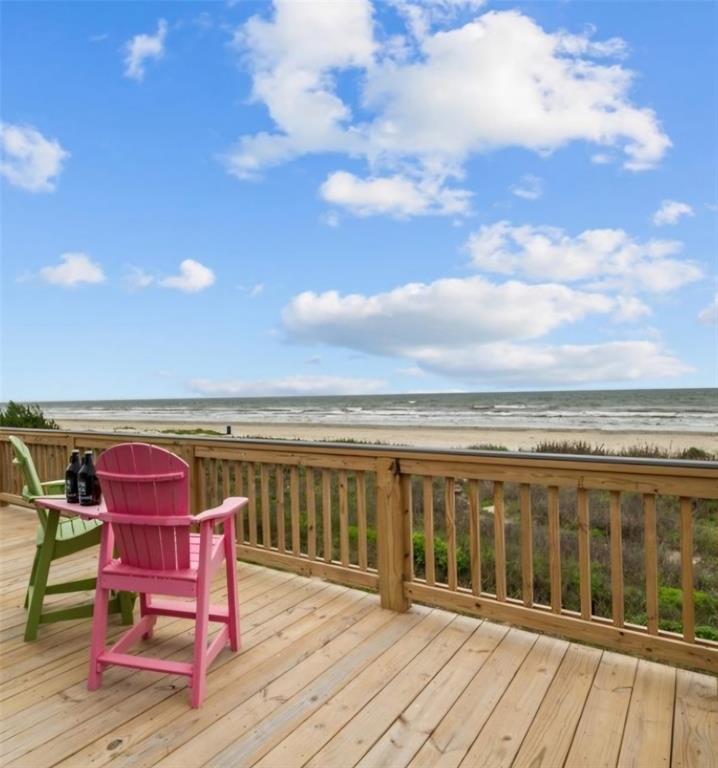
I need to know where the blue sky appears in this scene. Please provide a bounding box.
[2,0,716,401]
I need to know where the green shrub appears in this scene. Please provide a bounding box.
[0,401,58,429]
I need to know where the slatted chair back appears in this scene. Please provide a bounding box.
[96,443,191,571]
[9,435,49,528]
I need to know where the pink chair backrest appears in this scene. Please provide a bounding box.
[96,443,191,570]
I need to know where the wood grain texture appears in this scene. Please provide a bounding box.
[680,497,695,642]
[493,481,507,601]
[0,503,714,768]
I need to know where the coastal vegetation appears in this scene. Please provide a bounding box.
[0,401,58,430]
[222,465,717,641]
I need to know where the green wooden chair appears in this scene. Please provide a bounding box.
[9,436,134,641]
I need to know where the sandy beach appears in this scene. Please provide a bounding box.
[56,419,718,454]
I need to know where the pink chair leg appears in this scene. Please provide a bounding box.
[224,523,240,652]
[88,585,110,691]
[191,575,211,708]
[139,593,157,639]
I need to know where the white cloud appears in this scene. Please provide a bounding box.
[613,295,651,322]
[0,122,69,192]
[124,19,167,81]
[511,174,543,201]
[362,11,669,172]
[698,294,718,326]
[283,275,614,353]
[160,259,215,293]
[225,0,374,178]
[320,171,471,217]
[190,374,385,397]
[39,253,106,287]
[282,271,689,385]
[412,340,690,384]
[392,0,488,43]
[652,199,694,226]
[465,221,702,293]
[228,5,670,217]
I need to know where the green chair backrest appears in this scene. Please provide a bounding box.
[9,436,49,528]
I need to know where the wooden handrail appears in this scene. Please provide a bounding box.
[1,427,716,674]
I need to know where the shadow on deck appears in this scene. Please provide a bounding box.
[0,505,715,768]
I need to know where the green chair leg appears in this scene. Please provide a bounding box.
[24,547,40,609]
[118,591,135,625]
[24,514,58,642]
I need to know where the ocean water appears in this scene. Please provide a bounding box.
[36,388,718,433]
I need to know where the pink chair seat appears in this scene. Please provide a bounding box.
[102,533,225,581]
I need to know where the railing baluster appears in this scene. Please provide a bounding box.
[548,485,561,613]
[494,481,507,601]
[221,459,230,502]
[520,483,532,606]
[197,457,208,514]
[468,479,481,595]
[644,493,659,635]
[339,470,349,566]
[209,458,218,506]
[306,468,316,560]
[577,487,591,620]
[680,497,695,642]
[423,476,435,586]
[610,490,624,627]
[275,466,285,552]
[356,471,367,570]
[402,475,414,581]
[235,462,245,544]
[247,463,257,546]
[322,470,332,562]
[444,478,457,590]
[290,466,300,555]
[260,464,271,548]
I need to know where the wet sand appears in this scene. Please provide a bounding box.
[56,419,717,453]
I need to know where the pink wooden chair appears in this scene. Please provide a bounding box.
[88,443,247,708]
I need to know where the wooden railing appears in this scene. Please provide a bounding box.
[1,428,716,674]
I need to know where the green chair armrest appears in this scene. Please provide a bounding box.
[41,480,66,493]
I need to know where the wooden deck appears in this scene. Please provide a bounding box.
[1,505,715,768]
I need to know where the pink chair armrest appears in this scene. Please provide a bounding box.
[194,497,248,524]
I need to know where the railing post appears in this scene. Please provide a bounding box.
[376,457,411,612]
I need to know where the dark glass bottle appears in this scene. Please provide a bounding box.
[65,450,81,503]
[78,451,101,506]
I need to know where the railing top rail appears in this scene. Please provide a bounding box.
[1,426,716,476]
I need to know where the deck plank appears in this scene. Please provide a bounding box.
[302,615,476,768]
[617,660,676,768]
[409,628,538,768]
[671,669,718,768]
[458,634,569,768]
[513,644,602,768]
[353,621,508,768]
[564,651,638,768]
